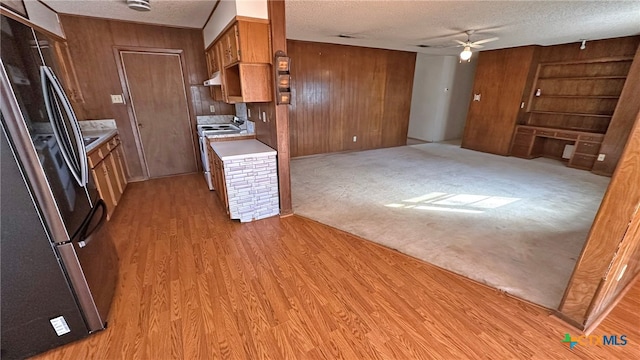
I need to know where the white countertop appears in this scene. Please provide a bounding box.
[206,131,255,140]
[82,129,118,153]
[211,139,276,161]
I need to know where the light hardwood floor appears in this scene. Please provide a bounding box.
[34,174,639,359]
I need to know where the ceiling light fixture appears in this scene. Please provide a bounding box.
[580,39,587,50]
[460,46,472,62]
[127,0,150,11]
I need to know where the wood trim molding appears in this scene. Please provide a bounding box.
[36,0,58,13]
[235,16,270,24]
[0,7,65,41]
[550,311,586,332]
[112,46,199,180]
[201,0,220,30]
[57,12,201,30]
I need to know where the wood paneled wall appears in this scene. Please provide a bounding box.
[559,110,640,328]
[59,15,234,180]
[287,40,416,157]
[461,46,537,155]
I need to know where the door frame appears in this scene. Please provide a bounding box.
[113,46,199,180]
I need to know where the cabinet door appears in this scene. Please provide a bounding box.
[220,32,231,67]
[214,153,229,213]
[205,50,213,77]
[112,145,128,195]
[49,39,84,104]
[462,47,536,155]
[103,153,123,205]
[210,46,219,74]
[228,24,240,65]
[236,21,271,64]
[215,42,229,102]
[92,160,117,219]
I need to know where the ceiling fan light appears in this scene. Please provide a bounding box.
[460,46,472,61]
[127,0,151,11]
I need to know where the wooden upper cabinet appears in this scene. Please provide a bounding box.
[461,46,537,155]
[220,21,270,67]
[208,18,272,103]
[205,46,219,77]
[224,24,240,66]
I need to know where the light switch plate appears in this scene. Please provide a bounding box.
[209,105,216,113]
[597,154,606,161]
[110,94,124,104]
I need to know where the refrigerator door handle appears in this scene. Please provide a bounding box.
[40,66,88,187]
[77,199,107,248]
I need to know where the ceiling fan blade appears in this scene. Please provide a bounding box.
[469,44,485,49]
[454,39,467,46]
[472,37,499,45]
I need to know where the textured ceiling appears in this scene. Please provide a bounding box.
[285,1,640,55]
[40,1,640,54]
[41,0,217,29]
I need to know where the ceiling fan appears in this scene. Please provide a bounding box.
[455,30,499,62]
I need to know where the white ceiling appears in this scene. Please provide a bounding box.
[285,1,640,55]
[41,0,217,29]
[41,1,640,55]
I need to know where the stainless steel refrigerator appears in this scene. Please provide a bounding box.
[1,15,119,359]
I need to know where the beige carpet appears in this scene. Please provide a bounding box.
[291,142,610,309]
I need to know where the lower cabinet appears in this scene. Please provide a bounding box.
[510,125,604,171]
[209,147,229,213]
[88,134,128,219]
[208,139,280,222]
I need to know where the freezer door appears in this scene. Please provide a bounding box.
[57,200,119,332]
[1,124,89,359]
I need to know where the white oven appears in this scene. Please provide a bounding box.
[197,123,243,191]
[197,126,214,190]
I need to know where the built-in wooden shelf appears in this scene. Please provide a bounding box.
[529,110,613,118]
[535,95,620,99]
[538,75,627,80]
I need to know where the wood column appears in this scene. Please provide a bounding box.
[558,110,640,329]
[267,0,292,216]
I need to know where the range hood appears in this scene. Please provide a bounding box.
[204,72,222,86]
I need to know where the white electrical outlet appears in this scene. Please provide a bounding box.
[353,136,357,142]
[597,154,606,161]
[209,105,216,113]
[110,94,124,104]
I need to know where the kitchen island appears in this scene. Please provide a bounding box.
[209,139,279,222]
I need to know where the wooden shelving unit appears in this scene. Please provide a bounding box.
[525,57,633,134]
